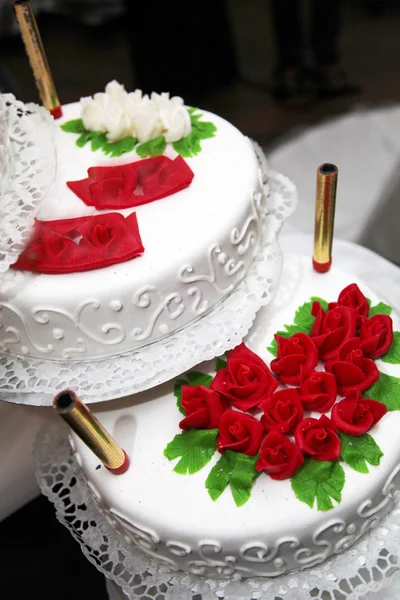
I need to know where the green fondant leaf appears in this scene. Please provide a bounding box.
[382,332,400,364]
[90,131,108,152]
[76,131,92,148]
[230,453,259,507]
[366,297,372,307]
[205,450,259,507]
[172,133,202,158]
[215,356,227,371]
[291,458,345,511]
[192,119,217,141]
[369,301,392,317]
[293,296,328,330]
[136,135,166,158]
[61,118,85,134]
[339,432,383,474]
[188,107,202,121]
[366,372,400,411]
[205,452,234,501]
[267,338,278,357]
[172,109,217,158]
[102,136,137,158]
[164,429,218,474]
[185,371,213,387]
[174,378,187,415]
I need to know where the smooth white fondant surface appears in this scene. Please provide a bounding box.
[0,103,266,360]
[71,255,400,578]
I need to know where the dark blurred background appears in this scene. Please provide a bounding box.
[1,0,400,149]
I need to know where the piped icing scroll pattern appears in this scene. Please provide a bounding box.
[1,182,266,359]
[34,422,400,583]
[164,284,400,511]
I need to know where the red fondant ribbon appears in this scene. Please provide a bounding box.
[12,212,144,274]
[67,155,194,210]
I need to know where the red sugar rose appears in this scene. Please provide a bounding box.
[299,366,337,412]
[270,332,319,386]
[12,212,144,274]
[260,388,304,435]
[217,409,264,456]
[211,343,278,411]
[256,431,304,480]
[310,302,357,361]
[295,414,341,461]
[328,283,369,327]
[179,385,228,430]
[331,388,387,435]
[42,231,75,260]
[359,314,393,360]
[68,155,194,210]
[325,338,380,394]
[90,164,137,208]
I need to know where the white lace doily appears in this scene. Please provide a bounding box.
[0,164,297,406]
[35,423,400,600]
[0,94,56,274]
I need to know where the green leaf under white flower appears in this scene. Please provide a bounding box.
[172,109,217,158]
[136,136,166,158]
[61,118,85,134]
[102,136,137,158]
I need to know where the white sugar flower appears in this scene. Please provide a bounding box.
[152,92,192,142]
[81,91,133,142]
[79,82,192,144]
[132,97,163,143]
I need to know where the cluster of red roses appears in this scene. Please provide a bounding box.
[12,156,194,274]
[178,284,393,481]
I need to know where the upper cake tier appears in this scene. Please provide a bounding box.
[0,96,267,361]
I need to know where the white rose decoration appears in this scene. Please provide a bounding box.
[79,82,192,144]
[81,91,133,142]
[152,92,192,143]
[132,97,163,143]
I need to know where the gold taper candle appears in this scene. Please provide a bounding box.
[313,163,338,273]
[13,0,62,118]
[54,390,129,474]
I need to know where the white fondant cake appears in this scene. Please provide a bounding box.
[70,255,400,579]
[0,99,267,360]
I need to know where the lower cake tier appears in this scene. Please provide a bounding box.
[70,254,400,579]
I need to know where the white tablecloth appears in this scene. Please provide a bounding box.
[1,234,399,522]
[269,106,400,265]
